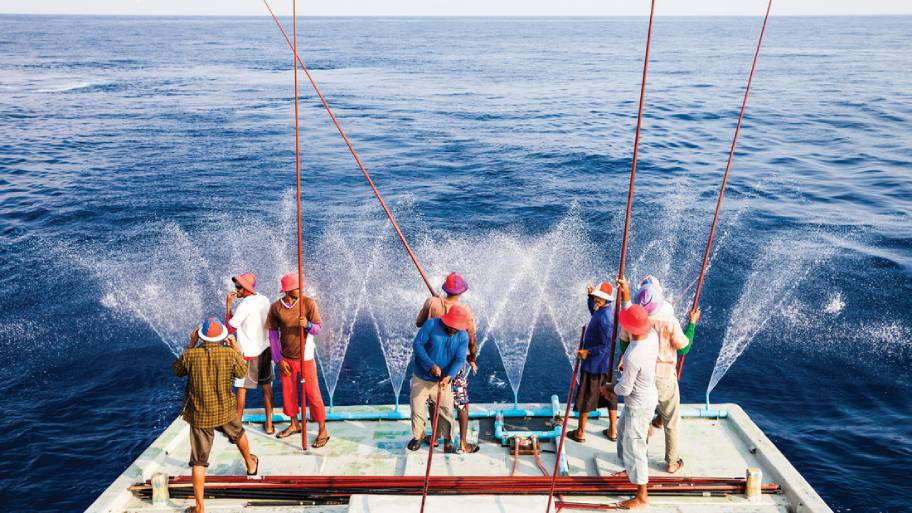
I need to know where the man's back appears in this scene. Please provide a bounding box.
[230,294,271,357]
[615,332,660,411]
[173,342,247,428]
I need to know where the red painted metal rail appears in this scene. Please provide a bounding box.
[261,0,436,297]
[678,0,773,379]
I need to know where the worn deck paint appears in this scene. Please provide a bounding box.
[85,403,832,513]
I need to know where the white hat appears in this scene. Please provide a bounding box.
[590,281,615,301]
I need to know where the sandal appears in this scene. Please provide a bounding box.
[666,459,684,474]
[567,429,586,443]
[312,435,330,448]
[407,438,422,451]
[276,426,301,439]
[602,428,617,442]
[463,443,480,454]
[246,454,259,476]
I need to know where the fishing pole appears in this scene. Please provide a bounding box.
[678,0,773,379]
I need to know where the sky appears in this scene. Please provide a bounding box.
[0,0,910,17]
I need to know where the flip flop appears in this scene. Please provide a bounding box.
[312,435,330,448]
[602,428,617,441]
[276,427,301,439]
[246,454,259,476]
[667,459,684,474]
[465,443,480,454]
[567,429,586,443]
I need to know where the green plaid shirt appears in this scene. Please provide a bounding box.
[172,341,247,428]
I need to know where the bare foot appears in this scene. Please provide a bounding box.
[647,423,654,439]
[666,459,684,473]
[618,496,649,510]
[276,425,301,439]
[610,470,628,477]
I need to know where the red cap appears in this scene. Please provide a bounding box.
[280,272,301,293]
[441,304,471,331]
[232,272,257,293]
[619,304,652,337]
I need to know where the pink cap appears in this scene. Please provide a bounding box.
[281,272,301,293]
[232,272,257,293]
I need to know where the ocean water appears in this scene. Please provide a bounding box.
[1,14,911,513]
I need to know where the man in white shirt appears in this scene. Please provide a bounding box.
[613,304,660,510]
[226,272,274,435]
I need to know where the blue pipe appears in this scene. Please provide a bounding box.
[243,396,563,424]
[243,393,728,423]
[494,411,563,443]
[558,439,570,476]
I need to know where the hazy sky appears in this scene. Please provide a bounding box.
[1,0,910,16]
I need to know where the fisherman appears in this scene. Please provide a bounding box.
[265,272,330,448]
[407,304,470,453]
[614,304,660,510]
[567,278,629,443]
[172,317,259,513]
[225,272,274,435]
[416,272,479,454]
[621,276,700,473]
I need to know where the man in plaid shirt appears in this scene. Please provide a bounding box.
[172,317,259,513]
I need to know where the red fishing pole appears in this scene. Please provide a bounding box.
[261,0,436,297]
[544,326,586,513]
[420,386,444,513]
[606,0,656,385]
[678,0,773,379]
[290,0,308,451]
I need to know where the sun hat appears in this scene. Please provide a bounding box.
[280,272,301,293]
[232,272,257,293]
[635,275,665,315]
[619,304,652,337]
[589,281,615,302]
[441,304,471,331]
[442,272,469,296]
[198,316,229,343]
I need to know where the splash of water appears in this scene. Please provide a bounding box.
[418,206,601,403]
[363,209,428,406]
[91,223,218,355]
[628,173,759,317]
[707,233,835,394]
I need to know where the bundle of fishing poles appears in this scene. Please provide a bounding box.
[129,475,781,501]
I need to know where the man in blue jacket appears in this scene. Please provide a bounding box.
[568,278,630,443]
[407,304,470,452]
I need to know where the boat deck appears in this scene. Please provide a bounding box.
[85,402,831,513]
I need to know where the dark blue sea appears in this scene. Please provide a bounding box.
[1,14,911,513]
